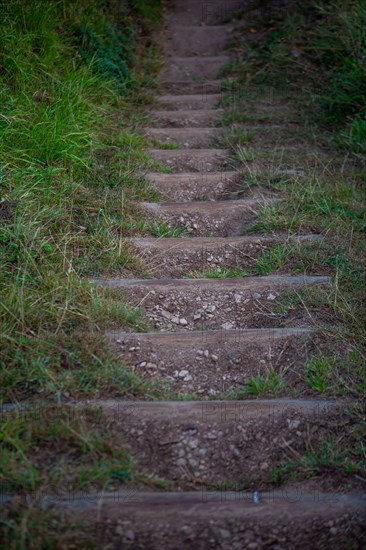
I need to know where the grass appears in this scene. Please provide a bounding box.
[234,145,256,163]
[147,139,181,150]
[0,505,98,550]
[279,404,366,482]
[305,355,334,393]
[220,1,366,404]
[218,127,254,149]
[227,0,366,156]
[0,332,169,402]
[244,368,287,396]
[211,369,289,401]
[0,404,167,494]
[125,219,189,238]
[0,0,171,519]
[304,350,366,397]
[209,406,365,491]
[0,0,166,403]
[255,237,365,340]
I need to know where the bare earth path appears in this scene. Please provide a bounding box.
[84,1,366,546]
[7,1,364,547]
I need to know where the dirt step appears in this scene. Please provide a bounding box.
[168,0,251,25]
[233,124,314,150]
[81,398,355,493]
[157,94,222,111]
[140,198,277,237]
[92,275,330,331]
[145,171,239,201]
[151,109,224,128]
[160,56,230,81]
[8,491,365,549]
[109,327,315,397]
[159,80,223,94]
[167,25,232,56]
[126,234,322,278]
[145,128,224,148]
[149,148,231,172]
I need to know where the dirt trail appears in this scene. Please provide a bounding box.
[81,1,366,545]
[4,1,365,547]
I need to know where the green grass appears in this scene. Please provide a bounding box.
[244,369,287,397]
[223,0,366,398]
[234,145,256,164]
[305,355,334,393]
[0,404,167,493]
[0,505,98,550]
[218,127,254,149]
[125,219,189,238]
[0,0,165,403]
[304,350,366,397]
[147,139,181,150]
[280,425,366,482]
[229,0,366,156]
[187,266,250,279]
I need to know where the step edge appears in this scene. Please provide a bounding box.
[1,491,365,508]
[126,234,322,245]
[91,274,331,287]
[106,327,315,339]
[140,197,278,208]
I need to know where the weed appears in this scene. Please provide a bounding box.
[304,350,366,397]
[219,127,254,149]
[218,110,252,126]
[235,146,256,163]
[305,355,333,393]
[0,0,164,403]
[1,405,133,493]
[0,403,169,510]
[230,0,366,156]
[148,141,181,150]
[244,369,287,396]
[0,504,97,550]
[283,434,365,480]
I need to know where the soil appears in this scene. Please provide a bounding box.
[94,275,331,331]
[109,328,314,396]
[126,234,321,277]
[3,0,365,544]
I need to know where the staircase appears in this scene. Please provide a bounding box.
[6,1,365,547]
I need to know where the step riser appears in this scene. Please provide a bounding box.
[148,149,231,172]
[145,171,239,201]
[170,0,252,25]
[93,276,330,332]
[110,329,314,397]
[17,493,366,549]
[142,203,258,237]
[157,94,222,111]
[160,56,230,81]
[141,200,264,237]
[159,80,223,94]
[151,110,224,128]
[89,399,347,489]
[167,26,231,56]
[145,128,224,148]
[127,235,321,278]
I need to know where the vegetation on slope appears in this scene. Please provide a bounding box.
[228,0,366,155]
[219,0,366,398]
[0,0,164,402]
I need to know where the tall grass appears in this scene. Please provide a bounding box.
[0,0,163,401]
[232,0,366,156]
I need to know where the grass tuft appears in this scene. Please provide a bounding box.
[0,0,164,402]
